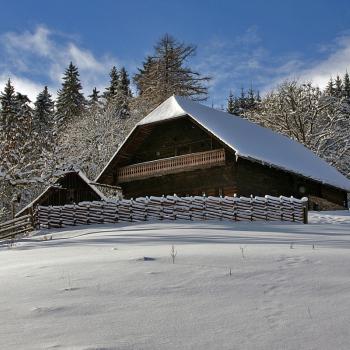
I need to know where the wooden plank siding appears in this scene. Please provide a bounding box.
[121,162,238,198]
[39,172,102,206]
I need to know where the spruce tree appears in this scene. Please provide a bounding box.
[0,83,41,187]
[227,91,235,114]
[56,62,85,126]
[0,79,17,132]
[104,66,120,103]
[116,67,131,118]
[335,75,343,98]
[246,85,256,110]
[118,67,131,97]
[33,86,54,133]
[343,72,350,98]
[13,93,34,148]
[256,90,261,103]
[88,87,101,110]
[237,87,247,114]
[134,34,210,111]
[325,78,335,96]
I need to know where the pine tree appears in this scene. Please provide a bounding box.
[134,34,210,111]
[33,86,54,133]
[15,92,33,132]
[246,84,256,110]
[88,87,101,110]
[115,67,131,118]
[227,91,235,114]
[325,78,335,96]
[343,72,350,99]
[237,87,247,114]
[0,82,44,192]
[335,75,343,98]
[56,62,85,126]
[118,67,131,97]
[0,79,17,132]
[104,66,120,103]
[256,90,261,103]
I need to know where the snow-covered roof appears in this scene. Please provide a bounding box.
[16,170,106,217]
[98,95,350,192]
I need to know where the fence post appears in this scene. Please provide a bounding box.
[28,206,35,229]
[302,197,308,224]
[233,194,237,221]
[250,195,253,221]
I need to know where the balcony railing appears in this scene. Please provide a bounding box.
[117,148,226,183]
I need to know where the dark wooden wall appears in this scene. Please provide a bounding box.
[101,116,347,207]
[320,185,347,207]
[40,173,101,206]
[121,161,238,198]
[235,157,346,206]
[123,117,222,166]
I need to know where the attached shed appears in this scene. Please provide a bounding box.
[96,96,350,209]
[16,170,106,217]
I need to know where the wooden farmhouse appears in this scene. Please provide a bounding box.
[96,96,350,209]
[16,170,106,217]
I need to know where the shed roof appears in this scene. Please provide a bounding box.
[16,170,106,217]
[97,95,350,192]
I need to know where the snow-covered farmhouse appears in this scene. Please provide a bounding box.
[96,96,350,209]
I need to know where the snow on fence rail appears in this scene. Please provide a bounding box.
[36,195,308,229]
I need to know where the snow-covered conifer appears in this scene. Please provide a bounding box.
[104,66,120,103]
[133,34,210,112]
[88,87,102,111]
[227,91,235,114]
[335,75,343,98]
[343,72,350,99]
[33,86,54,133]
[55,62,85,126]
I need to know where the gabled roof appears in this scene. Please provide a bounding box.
[16,170,106,217]
[97,95,350,192]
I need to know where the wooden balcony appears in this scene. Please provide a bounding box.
[117,148,226,183]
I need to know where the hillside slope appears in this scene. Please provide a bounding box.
[1,211,350,350]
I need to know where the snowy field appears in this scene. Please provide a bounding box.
[1,211,350,350]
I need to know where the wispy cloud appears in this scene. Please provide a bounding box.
[196,27,350,106]
[2,25,350,107]
[0,25,120,101]
[291,34,350,87]
[195,26,277,106]
[0,73,44,101]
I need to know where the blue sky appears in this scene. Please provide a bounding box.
[1,0,350,106]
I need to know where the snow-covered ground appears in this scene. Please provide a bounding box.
[1,211,350,350]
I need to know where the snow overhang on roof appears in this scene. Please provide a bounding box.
[97,95,350,192]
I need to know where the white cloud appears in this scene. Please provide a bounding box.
[196,29,350,106]
[195,27,270,105]
[0,25,122,101]
[2,25,350,107]
[297,35,350,87]
[0,74,44,101]
[2,26,52,56]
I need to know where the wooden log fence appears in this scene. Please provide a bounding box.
[36,195,308,229]
[0,213,35,240]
